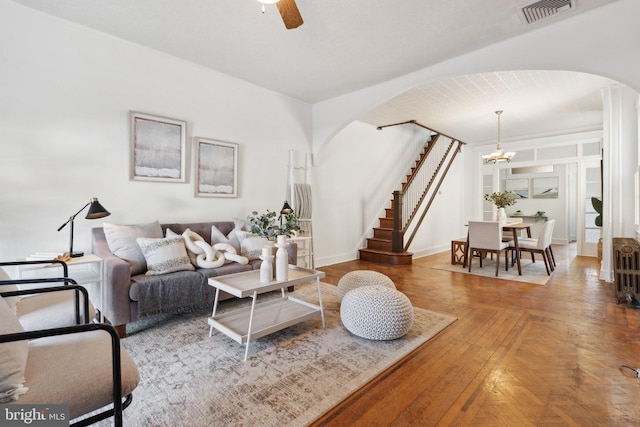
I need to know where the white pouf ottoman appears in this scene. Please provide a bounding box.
[340,285,414,340]
[337,270,396,302]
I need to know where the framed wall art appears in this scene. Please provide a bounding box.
[129,111,187,182]
[195,137,238,198]
[532,176,559,198]
[505,178,529,199]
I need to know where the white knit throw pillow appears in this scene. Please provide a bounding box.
[136,236,195,276]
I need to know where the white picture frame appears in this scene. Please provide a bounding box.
[129,111,187,182]
[195,137,238,198]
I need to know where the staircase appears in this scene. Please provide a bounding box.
[359,121,464,265]
[361,206,414,265]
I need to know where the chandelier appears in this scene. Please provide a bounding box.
[482,110,515,164]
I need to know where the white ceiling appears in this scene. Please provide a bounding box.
[11,0,620,143]
[360,70,615,144]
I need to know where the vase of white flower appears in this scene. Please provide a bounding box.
[484,191,516,225]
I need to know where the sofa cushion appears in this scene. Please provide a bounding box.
[233,217,251,231]
[136,236,195,276]
[0,296,28,403]
[166,228,199,266]
[212,225,241,253]
[162,222,233,244]
[235,230,270,260]
[103,221,163,275]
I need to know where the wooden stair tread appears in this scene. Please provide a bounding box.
[359,248,413,265]
[360,248,412,255]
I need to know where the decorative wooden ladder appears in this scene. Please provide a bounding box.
[359,121,465,265]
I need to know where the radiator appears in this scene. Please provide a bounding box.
[613,238,640,306]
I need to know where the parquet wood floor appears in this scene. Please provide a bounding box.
[311,244,640,426]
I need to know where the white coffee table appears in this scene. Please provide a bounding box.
[207,265,325,361]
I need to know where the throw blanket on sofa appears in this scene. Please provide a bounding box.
[133,271,216,318]
[133,228,249,318]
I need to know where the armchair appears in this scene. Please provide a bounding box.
[0,286,139,426]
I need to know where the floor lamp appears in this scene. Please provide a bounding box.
[57,197,111,257]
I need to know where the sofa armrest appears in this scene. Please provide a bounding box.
[92,228,133,327]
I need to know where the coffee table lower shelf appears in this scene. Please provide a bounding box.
[208,296,322,345]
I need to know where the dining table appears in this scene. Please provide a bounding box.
[462,221,532,275]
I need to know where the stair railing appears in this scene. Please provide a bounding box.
[384,122,465,252]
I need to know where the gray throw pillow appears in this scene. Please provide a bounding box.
[103,221,163,275]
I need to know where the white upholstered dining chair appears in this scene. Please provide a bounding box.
[515,219,556,275]
[467,221,513,277]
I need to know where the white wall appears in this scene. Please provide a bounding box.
[0,2,311,260]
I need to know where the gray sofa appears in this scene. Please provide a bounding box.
[91,221,297,335]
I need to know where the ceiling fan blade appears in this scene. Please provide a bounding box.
[276,0,303,29]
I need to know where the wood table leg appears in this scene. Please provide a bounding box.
[244,291,258,362]
[462,231,470,268]
[512,229,522,275]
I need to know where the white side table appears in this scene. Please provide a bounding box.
[16,254,104,322]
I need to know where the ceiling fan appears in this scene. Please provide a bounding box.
[258,0,304,29]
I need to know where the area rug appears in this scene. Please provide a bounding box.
[432,257,551,285]
[96,282,456,427]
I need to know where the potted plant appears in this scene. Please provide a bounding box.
[247,209,300,240]
[484,191,517,224]
[535,211,546,221]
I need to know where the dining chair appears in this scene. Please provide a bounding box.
[467,221,513,277]
[516,219,556,275]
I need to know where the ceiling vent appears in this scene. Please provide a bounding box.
[521,0,572,24]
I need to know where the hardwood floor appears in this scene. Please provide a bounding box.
[311,244,640,426]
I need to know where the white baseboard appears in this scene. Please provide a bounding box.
[411,244,450,259]
[315,251,360,268]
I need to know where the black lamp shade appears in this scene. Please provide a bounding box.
[86,198,111,219]
[280,201,293,215]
